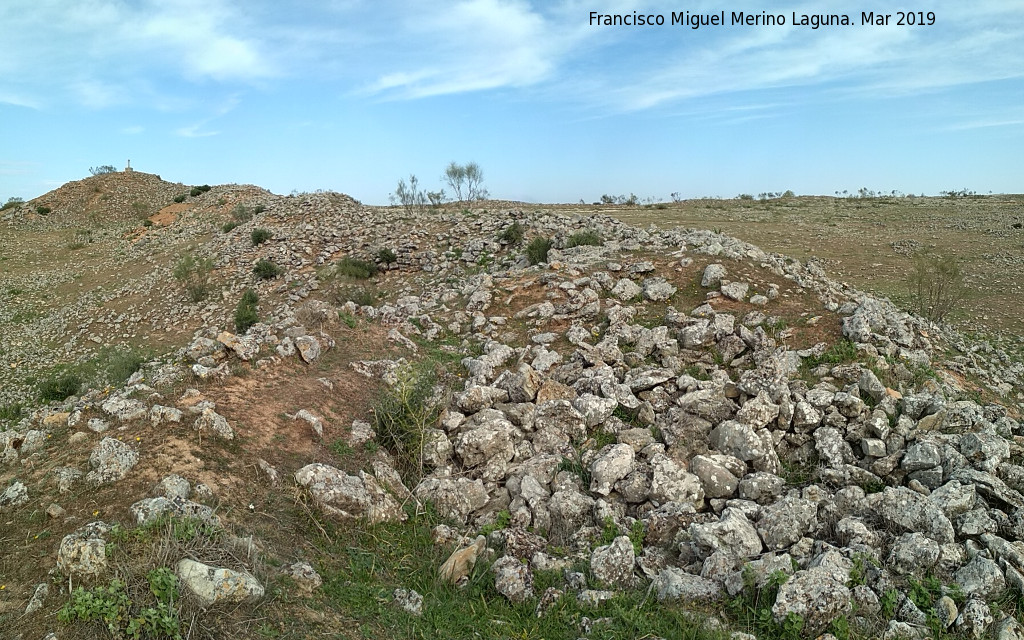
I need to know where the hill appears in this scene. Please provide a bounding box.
[1,174,1024,639]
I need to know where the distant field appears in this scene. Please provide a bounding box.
[579,195,1024,338]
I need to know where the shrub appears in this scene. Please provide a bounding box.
[373,364,442,481]
[172,254,214,302]
[189,185,211,197]
[376,248,397,265]
[89,165,117,176]
[738,193,754,200]
[252,204,266,214]
[233,204,253,222]
[498,221,525,246]
[1,197,24,211]
[253,259,283,279]
[142,219,153,227]
[36,205,51,215]
[444,161,488,201]
[173,193,187,203]
[234,289,260,333]
[39,371,83,402]
[221,221,239,233]
[98,347,145,386]
[336,257,378,279]
[250,228,272,246]
[567,230,602,247]
[390,174,427,214]
[526,237,553,265]
[907,250,966,322]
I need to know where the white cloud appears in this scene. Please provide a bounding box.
[122,125,145,135]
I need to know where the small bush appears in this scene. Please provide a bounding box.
[253,259,283,280]
[253,204,266,214]
[376,248,398,265]
[737,193,754,200]
[39,371,83,402]
[2,197,24,211]
[374,364,442,481]
[907,250,966,322]
[142,219,153,227]
[337,257,379,279]
[36,205,51,215]
[567,230,602,247]
[173,193,187,203]
[172,254,214,302]
[234,289,260,333]
[498,221,525,246]
[221,221,239,233]
[526,237,553,265]
[89,165,117,176]
[250,228,272,246]
[233,204,253,223]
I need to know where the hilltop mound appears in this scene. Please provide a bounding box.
[18,171,188,227]
[2,182,1024,639]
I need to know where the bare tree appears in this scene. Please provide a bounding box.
[444,162,466,202]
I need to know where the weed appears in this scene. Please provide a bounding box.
[498,221,525,246]
[172,254,215,303]
[222,221,239,233]
[376,247,398,265]
[557,449,591,488]
[339,311,358,328]
[330,438,354,458]
[479,510,511,537]
[526,237,553,265]
[907,250,966,322]
[253,259,283,280]
[802,339,858,368]
[628,520,645,555]
[567,230,602,247]
[234,289,260,334]
[727,569,802,640]
[373,364,442,482]
[250,228,272,246]
[337,257,379,279]
[38,371,83,402]
[880,589,899,619]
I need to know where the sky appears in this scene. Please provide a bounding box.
[1,0,1022,205]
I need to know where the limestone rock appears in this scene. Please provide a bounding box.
[0,481,29,510]
[590,536,635,587]
[57,521,112,578]
[86,437,139,485]
[177,558,264,606]
[194,407,235,440]
[440,535,486,584]
[589,444,635,496]
[493,555,534,603]
[295,463,406,524]
[771,567,851,633]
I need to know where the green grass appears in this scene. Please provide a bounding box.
[498,221,525,246]
[526,237,553,265]
[250,228,272,246]
[234,289,260,334]
[222,221,240,233]
[567,230,602,247]
[802,339,858,369]
[38,371,83,402]
[377,248,398,265]
[337,257,380,279]
[313,505,727,640]
[253,259,283,280]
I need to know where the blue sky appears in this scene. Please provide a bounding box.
[2,0,1022,204]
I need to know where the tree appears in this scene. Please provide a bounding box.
[390,174,426,214]
[89,165,117,176]
[444,161,488,202]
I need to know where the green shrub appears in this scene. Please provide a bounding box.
[234,289,260,333]
[250,228,272,246]
[142,219,153,227]
[172,254,214,302]
[376,248,397,265]
[89,165,117,176]
[233,204,253,223]
[526,237,553,265]
[567,230,602,247]
[189,185,212,197]
[373,364,442,482]
[36,205,51,215]
[253,204,266,214]
[336,257,378,279]
[498,221,525,246]
[97,347,146,385]
[1,197,24,211]
[39,371,83,402]
[173,194,187,203]
[907,250,966,321]
[253,259,283,280]
[221,221,239,233]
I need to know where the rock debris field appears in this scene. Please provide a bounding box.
[2,171,1024,639]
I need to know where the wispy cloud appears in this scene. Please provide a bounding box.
[121,125,145,135]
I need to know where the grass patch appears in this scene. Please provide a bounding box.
[253,259,283,280]
[314,506,726,640]
[38,370,84,402]
[337,257,379,280]
[567,230,602,247]
[234,289,260,334]
[802,339,858,369]
[221,221,239,233]
[526,237,553,265]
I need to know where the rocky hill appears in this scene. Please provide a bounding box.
[2,173,1024,639]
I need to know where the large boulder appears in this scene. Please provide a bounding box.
[295,463,405,524]
[86,437,139,486]
[176,559,264,606]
